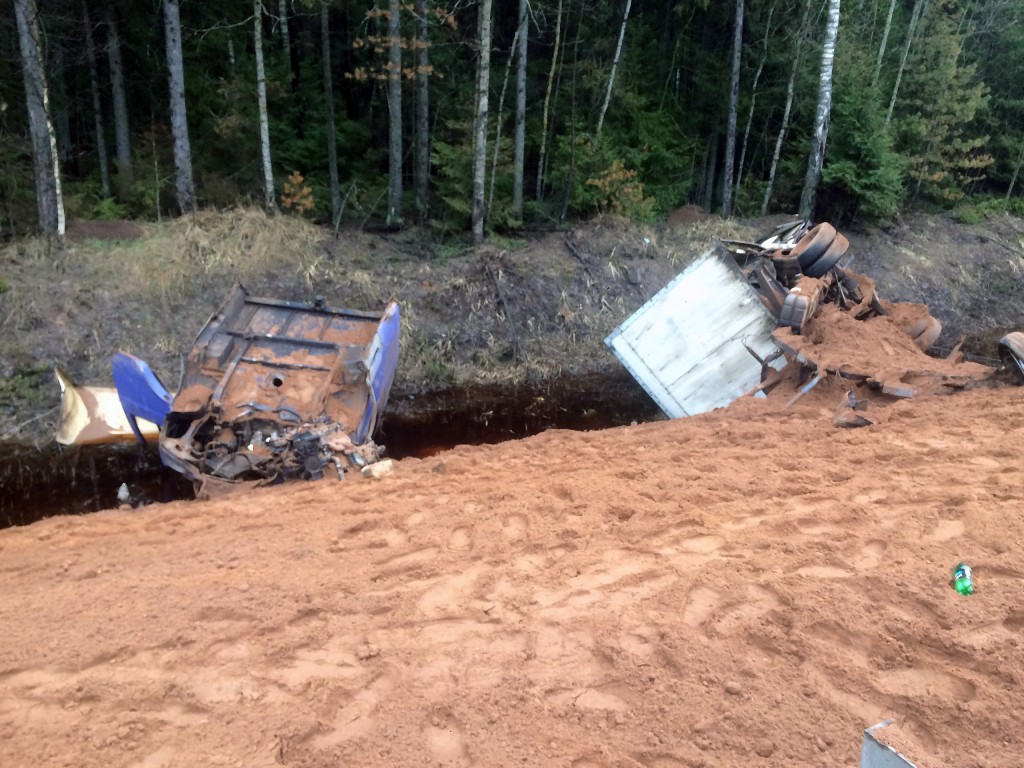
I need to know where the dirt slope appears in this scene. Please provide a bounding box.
[1,383,1022,768]
[2,209,1023,440]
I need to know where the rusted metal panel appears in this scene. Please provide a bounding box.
[159,284,400,498]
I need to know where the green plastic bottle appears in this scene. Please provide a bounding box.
[952,563,974,595]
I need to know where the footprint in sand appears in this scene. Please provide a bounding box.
[808,621,873,666]
[851,489,889,505]
[714,584,780,634]
[961,618,1019,649]
[930,519,965,542]
[384,528,409,547]
[852,539,887,570]
[424,715,472,766]
[548,682,634,711]
[313,676,393,749]
[677,534,724,553]
[417,566,484,617]
[502,513,528,541]
[795,518,841,536]
[447,526,474,553]
[1005,611,1024,632]
[795,565,852,579]
[875,665,976,701]
[721,513,767,531]
[682,586,720,628]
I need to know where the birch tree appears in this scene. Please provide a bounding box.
[472,0,493,244]
[595,0,633,137]
[798,0,841,220]
[322,2,341,224]
[1007,141,1024,205]
[82,1,111,199]
[254,0,275,213]
[14,0,65,235]
[105,7,133,197]
[512,0,528,221]
[164,0,195,213]
[387,0,403,226]
[735,1,775,211]
[488,26,520,212]
[535,0,562,200]
[279,0,295,89]
[762,0,811,216]
[279,0,291,61]
[414,0,430,219]
[885,0,926,129]
[722,0,743,217]
[871,0,897,89]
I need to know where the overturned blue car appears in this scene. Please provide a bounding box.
[110,284,400,498]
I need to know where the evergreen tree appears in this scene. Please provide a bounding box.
[820,32,903,221]
[893,0,992,203]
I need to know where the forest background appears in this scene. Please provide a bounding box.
[3,0,1023,240]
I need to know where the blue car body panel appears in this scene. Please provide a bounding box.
[111,352,174,444]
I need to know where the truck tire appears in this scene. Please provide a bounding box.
[790,223,837,272]
[803,233,849,278]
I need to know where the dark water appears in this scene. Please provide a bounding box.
[0,373,660,528]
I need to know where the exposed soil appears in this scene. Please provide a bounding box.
[1,208,1023,441]
[1,382,1022,767]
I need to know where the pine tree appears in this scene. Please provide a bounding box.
[894,0,991,203]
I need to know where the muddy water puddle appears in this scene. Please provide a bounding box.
[1,376,660,528]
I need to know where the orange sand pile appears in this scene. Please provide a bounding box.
[1,385,1022,767]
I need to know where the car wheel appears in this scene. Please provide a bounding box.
[906,315,942,352]
[803,233,849,277]
[790,223,837,271]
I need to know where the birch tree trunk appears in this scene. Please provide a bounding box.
[83,1,111,199]
[51,45,71,164]
[722,0,744,217]
[164,0,195,213]
[1006,140,1024,205]
[279,0,290,54]
[700,133,718,212]
[472,0,493,244]
[105,7,133,197]
[488,27,519,213]
[798,0,841,220]
[762,0,810,216]
[735,1,775,211]
[595,0,632,137]
[15,0,65,235]
[414,0,430,220]
[321,3,341,223]
[254,0,275,213]
[279,0,295,89]
[885,0,926,129]
[535,0,563,200]
[386,0,403,226]
[871,0,897,89]
[512,0,528,220]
